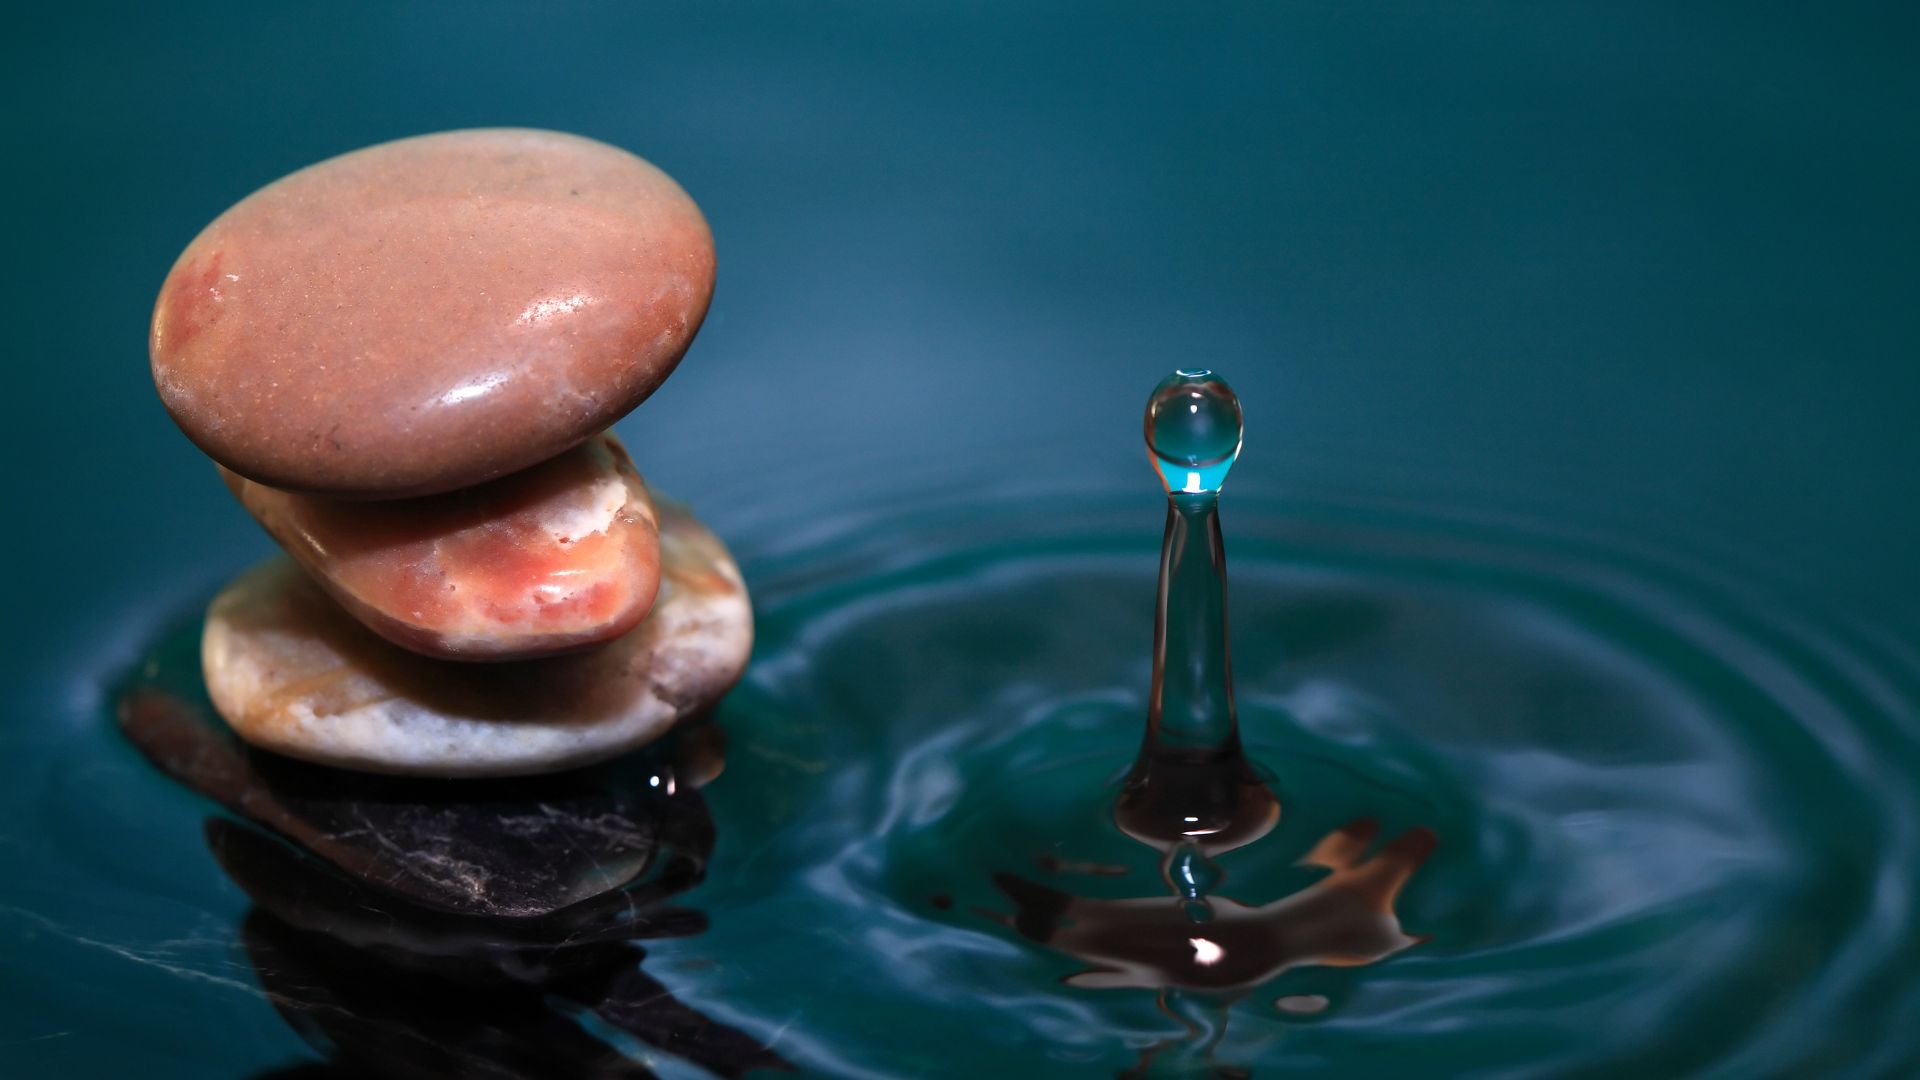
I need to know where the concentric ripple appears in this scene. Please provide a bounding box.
[646,495,1920,1078]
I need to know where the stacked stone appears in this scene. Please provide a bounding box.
[149,129,751,778]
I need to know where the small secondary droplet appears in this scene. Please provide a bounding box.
[1276,994,1330,1016]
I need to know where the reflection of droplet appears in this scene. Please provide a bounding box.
[1168,843,1224,900]
[1276,994,1329,1016]
[1144,369,1243,496]
[988,820,1435,993]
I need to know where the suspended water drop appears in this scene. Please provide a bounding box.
[1145,369,1243,497]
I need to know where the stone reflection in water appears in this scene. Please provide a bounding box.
[116,674,722,918]
[115,656,786,1077]
[210,820,788,1079]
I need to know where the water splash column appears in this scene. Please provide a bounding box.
[1117,370,1278,854]
[1144,369,1245,757]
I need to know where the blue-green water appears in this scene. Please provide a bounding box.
[28,494,1920,1076]
[678,497,1920,1076]
[5,3,1920,1077]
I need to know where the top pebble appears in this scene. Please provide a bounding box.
[150,128,715,499]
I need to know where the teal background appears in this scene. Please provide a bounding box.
[3,2,1917,1076]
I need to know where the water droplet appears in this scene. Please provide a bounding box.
[1145,369,1243,496]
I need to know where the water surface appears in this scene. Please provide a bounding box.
[47,493,1920,1077]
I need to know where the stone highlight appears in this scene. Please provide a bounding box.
[151,128,715,499]
[201,503,750,777]
[225,433,662,661]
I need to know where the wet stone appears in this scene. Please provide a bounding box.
[199,502,750,777]
[150,128,715,499]
[225,432,662,662]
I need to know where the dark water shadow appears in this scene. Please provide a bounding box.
[212,819,789,1079]
[113,621,788,1078]
[116,668,718,918]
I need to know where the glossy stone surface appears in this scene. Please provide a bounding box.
[150,128,715,499]
[200,501,751,776]
[226,433,662,661]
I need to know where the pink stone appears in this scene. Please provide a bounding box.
[225,433,661,662]
[151,129,715,499]
[201,501,752,777]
